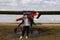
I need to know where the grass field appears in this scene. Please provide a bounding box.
[0,23,60,40]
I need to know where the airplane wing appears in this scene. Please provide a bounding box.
[0,11,60,15]
[36,11,60,19]
[0,11,60,19]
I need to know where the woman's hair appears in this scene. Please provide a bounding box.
[23,13,29,16]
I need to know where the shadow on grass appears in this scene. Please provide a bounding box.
[16,27,60,38]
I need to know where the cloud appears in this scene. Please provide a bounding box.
[43,1,56,4]
[20,0,42,4]
[20,0,30,4]
[0,0,18,6]
[0,0,60,11]
[17,0,60,11]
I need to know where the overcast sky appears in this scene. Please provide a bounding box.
[0,14,60,23]
[0,0,60,11]
[0,0,60,23]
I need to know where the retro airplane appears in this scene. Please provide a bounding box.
[0,11,60,34]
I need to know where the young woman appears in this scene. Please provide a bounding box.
[16,14,31,39]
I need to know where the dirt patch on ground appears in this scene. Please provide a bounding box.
[0,23,60,40]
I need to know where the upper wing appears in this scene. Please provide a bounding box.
[0,11,60,15]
